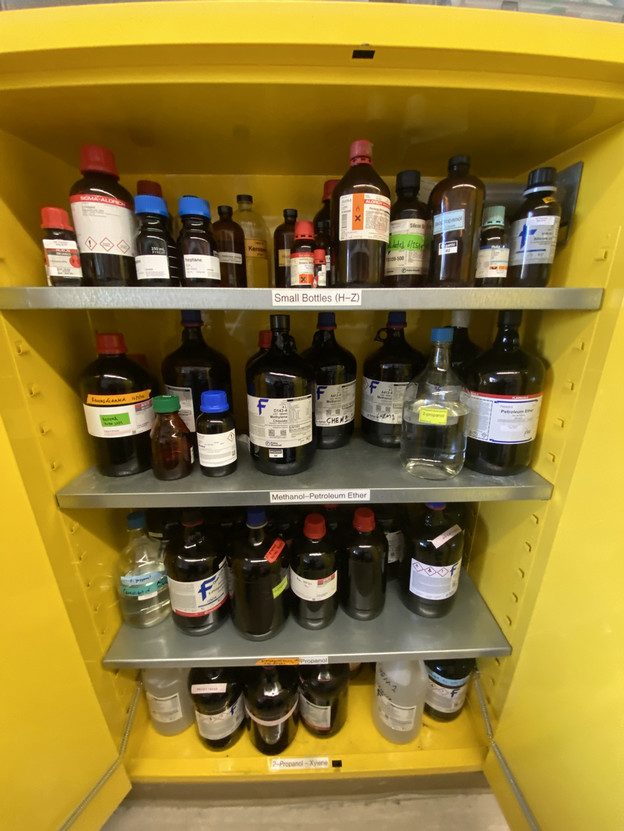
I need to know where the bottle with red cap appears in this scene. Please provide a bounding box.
[313,179,339,284]
[79,332,158,476]
[312,249,327,288]
[69,145,137,286]
[273,208,297,288]
[341,507,388,620]
[331,140,391,287]
[212,205,247,287]
[40,207,84,286]
[290,512,339,630]
[289,220,316,287]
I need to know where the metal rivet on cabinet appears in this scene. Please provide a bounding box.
[15,341,29,356]
[49,459,61,472]
[39,422,51,436]
[27,383,41,397]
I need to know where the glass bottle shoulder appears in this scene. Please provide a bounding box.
[70,172,133,205]
[334,164,391,198]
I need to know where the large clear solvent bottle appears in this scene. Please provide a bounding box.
[372,660,428,744]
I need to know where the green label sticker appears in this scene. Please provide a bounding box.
[387,233,425,253]
[418,407,448,426]
[100,412,131,427]
[272,575,288,599]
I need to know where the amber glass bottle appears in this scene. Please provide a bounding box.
[212,205,247,287]
[273,208,297,288]
[150,395,193,480]
[383,169,430,287]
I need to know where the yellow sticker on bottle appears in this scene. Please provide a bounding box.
[272,574,288,599]
[255,657,300,666]
[86,389,151,406]
[418,407,448,426]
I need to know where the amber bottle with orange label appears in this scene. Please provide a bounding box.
[289,220,316,287]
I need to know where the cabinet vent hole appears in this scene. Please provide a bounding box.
[511,592,519,604]
[495,658,501,666]
[332,759,343,768]
[352,49,375,60]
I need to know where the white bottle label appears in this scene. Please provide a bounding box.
[135,253,170,282]
[361,377,408,425]
[509,215,561,266]
[339,193,391,243]
[433,208,465,235]
[146,691,183,724]
[218,250,243,265]
[191,683,227,695]
[289,252,314,287]
[385,530,405,565]
[475,245,510,281]
[464,391,543,444]
[164,384,195,432]
[70,193,136,257]
[430,524,462,550]
[43,238,83,282]
[247,394,313,449]
[409,557,462,600]
[183,254,221,282]
[83,393,154,438]
[167,567,228,617]
[289,568,337,602]
[425,677,469,714]
[385,218,428,276]
[197,429,237,467]
[375,688,416,732]
[314,380,356,427]
[119,570,167,599]
[299,692,332,731]
[246,699,298,727]
[195,694,245,740]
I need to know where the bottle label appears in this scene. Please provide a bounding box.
[83,396,154,438]
[433,208,465,235]
[315,262,327,288]
[265,537,286,563]
[339,193,391,243]
[430,524,462,550]
[245,238,268,259]
[119,571,167,599]
[463,391,543,444]
[289,568,337,602]
[164,384,195,432]
[183,254,221,282]
[427,669,473,688]
[42,238,83,282]
[247,394,313,449]
[361,377,408,424]
[70,193,136,258]
[191,683,227,694]
[135,254,170,282]
[425,677,469,714]
[195,693,245,740]
[314,380,356,427]
[145,691,183,724]
[375,688,416,732]
[272,573,289,599]
[218,251,243,265]
[245,698,298,727]
[385,218,428,276]
[167,567,228,617]
[197,429,237,468]
[299,692,332,731]
[278,248,291,267]
[289,252,314,287]
[409,557,462,600]
[418,406,449,426]
[475,245,510,281]
[385,530,405,565]
[509,215,560,266]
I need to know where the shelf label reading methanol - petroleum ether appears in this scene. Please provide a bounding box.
[270,489,370,503]
[272,289,362,307]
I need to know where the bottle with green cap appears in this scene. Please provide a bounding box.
[400,326,468,479]
[474,205,509,287]
[150,394,194,480]
[196,390,237,477]
[383,169,430,288]
[117,510,170,628]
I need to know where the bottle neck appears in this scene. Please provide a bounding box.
[248,526,266,546]
[495,324,520,350]
[237,202,252,212]
[139,214,166,230]
[350,155,372,167]
[386,327,406,343]
[182,325,206,345]
[127,527,146,544]
[430,341,452,370]
[182,215,206,229]
[314,328,336,345]
[397,188,419,201]
[449,164,469,177]
[271,328,292,352]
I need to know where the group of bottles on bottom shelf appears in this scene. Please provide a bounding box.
[142,660,476,753]
[119,501,473,640]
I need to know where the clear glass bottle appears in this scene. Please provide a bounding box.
[341,507,388,621]
[150,394,193,481]
[233,194,270,288]
[299,663,349,737]
[117,510,170,628]
[196,390,237,477]
[212,205,247,287]
[273,208,297,288]
[245,665,299,755]
[142,668,194,736]
[177,196,221,286]
[383,169,430,287]
[474,205,509,287]
[188,666,246,750]
[290,512,339,630]
[373,660,428,744]
[400,326,468,480]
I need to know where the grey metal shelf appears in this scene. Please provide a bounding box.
[0,285,603,311]
[102,573,510,669]
[56,436,553,508]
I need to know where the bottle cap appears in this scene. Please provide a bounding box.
[217,205,233,218]
[294,220,315,240]
[322,179,340,201]
[425,502,446,510]
[270,314,290,330]
[353,507,375,532]
[350,139,373,163]
[152,394,180,414]
[304,512,326,540]
[134,194,168,218]
[136,180,162,197]
[95,332,126,354]
[40,206,73,231]
[317,311,336,329]
[527,167,557,189]
[283,208,298,221]
[449,154,470,169]
[200,390,229,413]
[181,310,203,326]
[482,205,506,227]
[451,310,471,328]
[499,310,523,327]
[314,249,326,266]
[431,326,453,343]
[258,329,272,349]
[80,145,119,177]
[181,508,204,527]
[237,194,253,203]
[396,169,421,193]
[387,311,407,328]
[126,510,146,530]
[246,506,267,528]
[179,195,211,219]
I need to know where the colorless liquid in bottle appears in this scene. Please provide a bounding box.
[400,405,466,480]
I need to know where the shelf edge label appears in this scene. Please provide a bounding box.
[269,757,330,771]
[272,289,362,307]
[270,489,370,503]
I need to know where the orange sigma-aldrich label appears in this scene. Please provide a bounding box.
[339,192,391,243]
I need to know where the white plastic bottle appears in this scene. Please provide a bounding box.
[142,668,195,736]
[372,660,428,744]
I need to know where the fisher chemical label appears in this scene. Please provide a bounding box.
[196,695,245,740]
[270,489,370,503]
[409,557,462,600]
[361,378,407,424]
[425,678,469,713]
[167,568,228,617]
[70,193,136,257]
[315,380,356,427]
[269,757,330,771]
[464,391,542,444]
[248,395,312,449]
[272,289,362,307]
[509,215,560,266]
[339,193,390,243]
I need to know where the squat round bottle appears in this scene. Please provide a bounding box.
[150,394,193,481]
[290,513,339,630]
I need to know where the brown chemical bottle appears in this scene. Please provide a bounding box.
[383,169,430,288]
[289,221,316,287]
[150,394,194,481]
[213,205,248,287]
[40,207,84,286]
[331,140,391,287]
[313,179,339,284]
[273,208,297,288]
[70,145,137,286]
[427,155,485,287]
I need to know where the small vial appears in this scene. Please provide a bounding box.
[150,394,193,480]
[40,207,83,286]
[313,248,327,287]
[196,390,237,477]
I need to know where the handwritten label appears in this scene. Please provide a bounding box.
[255,658,301,666]
[272,289,362,307]
[265,537,285,563]
[270,757,330,771]
[430,524,462,549]
[270,489,370,504]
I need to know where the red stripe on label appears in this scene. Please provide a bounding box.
[173,596,227,617]
[265,537,285,563]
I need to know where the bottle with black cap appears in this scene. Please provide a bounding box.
[361,311,425,448]
[463,310,546,475]
[427,155,485,287]
[383,169,430,287]
[450,310,482,385]
[302,312,357,449]
[177,196,221,286]
[212,205,247,287]
[506,167,562,287]
[233,194,270,287]
[273,208,297,287]
[313,179,339,283]
[246,314,315,475]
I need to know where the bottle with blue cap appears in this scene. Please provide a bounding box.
[134,194,180,285]
[361,311,425,448]
[196,390,237,477]
[400,326,468,479]
[117,510,170,628]
[177,195,221,286]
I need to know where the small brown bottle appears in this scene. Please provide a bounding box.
[273,208,297,288]
[289,221,316,287]
[313,179,339,284]
[427,155,485,287]
[213,205,247,287]
[40,207,83,286]
[150,394,193,480]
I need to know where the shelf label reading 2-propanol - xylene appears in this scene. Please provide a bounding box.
[269,489,370,503]
[269,757,330,771]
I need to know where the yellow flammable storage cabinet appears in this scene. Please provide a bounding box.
[0,3,622,830]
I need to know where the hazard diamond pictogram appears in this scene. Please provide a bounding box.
[100,237,114,251]
[117,240,130,254]
[85,236,97,250]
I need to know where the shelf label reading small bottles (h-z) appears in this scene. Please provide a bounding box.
[272,289,362,307]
